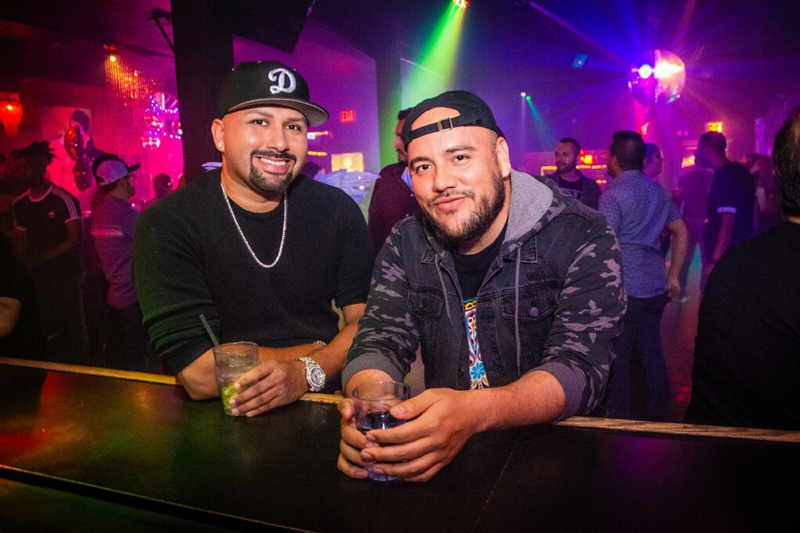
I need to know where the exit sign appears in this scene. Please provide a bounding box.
[340,109,356,123]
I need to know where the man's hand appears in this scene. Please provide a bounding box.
[666,275,681,300]
[228,360,308,416]
[345,388,480,482]
[337,397,370,479]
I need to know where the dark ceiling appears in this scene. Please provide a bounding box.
[2,0,798,88]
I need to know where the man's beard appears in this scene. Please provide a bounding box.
[556,162,576,175]
[419,170,506,250]
[248,150,298,195]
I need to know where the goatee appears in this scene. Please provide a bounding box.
[249,150,297,195]
[419,171,506,250]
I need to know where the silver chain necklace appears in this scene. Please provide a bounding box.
[220,180,287,269]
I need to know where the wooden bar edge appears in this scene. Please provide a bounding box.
[0,357,179,385]
[3,358,797,441]
[0,356,341,404]
[557,416,800,443]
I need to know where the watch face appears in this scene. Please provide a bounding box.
[309,367,325,389]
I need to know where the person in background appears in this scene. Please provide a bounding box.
[643,142,664,182]
[676,163,714,299]
[0,168,20,242]
[91,153,149,371]
[596,131,688,421]
[741,153,783,235]
[134,61,373,414]
[300,160,323,180]
[368,108,418,252]
[11,140,88,363]
[0,231,46,359]
[684,106,800,430]
[338,91,625,482]
[143,173,173,210]
[643,142,672,258]
[549,137,601,209]
[696,131,755,285]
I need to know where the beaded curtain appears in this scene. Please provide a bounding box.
[103,54,161,205]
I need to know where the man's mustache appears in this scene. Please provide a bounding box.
[427,189,475,208]
[252,150,297,163]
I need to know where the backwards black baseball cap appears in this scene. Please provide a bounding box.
[401,90,504,149]
[216,61,329,126]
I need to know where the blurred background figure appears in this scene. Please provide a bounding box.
[1,230,46,360]
[368,108,417,253]
[643,142,665,181]
[143,172,173,210]
[597,131,688,421]
[0,154,21,242]
[549,137,601,209]
[644,142,672,258]
[677,163,714,301]
[696,131,755,290]
[300,160,324,180]
[90,154,149,371]
[11,140,88,363]
[741,153,784,235]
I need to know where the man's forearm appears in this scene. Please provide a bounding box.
[344,368,395,396]
[471,370,566,433]
[265,320,360,383]
[667,220,689,281]
[711,214,735,262]
[178,303,367,400]
[178,342,339,400]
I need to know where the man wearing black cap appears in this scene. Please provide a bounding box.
[133,61,373,414]
[91,153,148,371]
[12,140,88,363]
[338,90,625,482]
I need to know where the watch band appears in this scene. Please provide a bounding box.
[297,356,326,392]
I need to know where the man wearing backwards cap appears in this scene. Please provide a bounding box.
[91,153,148,371]
[338,90,626,482]
[133,61,373,414]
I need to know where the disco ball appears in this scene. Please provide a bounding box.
[628,49,686,106]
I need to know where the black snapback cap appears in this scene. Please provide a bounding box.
[216,61,329,126]
[401,90,504,149]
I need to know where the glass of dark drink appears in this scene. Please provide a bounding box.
[352,381,411,481]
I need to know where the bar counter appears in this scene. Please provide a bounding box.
[1,358,797,532]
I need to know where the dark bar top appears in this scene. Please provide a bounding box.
[1,360,798,532]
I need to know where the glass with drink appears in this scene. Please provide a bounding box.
[212,341,259,416]
[352,381,410,481]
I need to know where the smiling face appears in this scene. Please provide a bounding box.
[212,105,308,199]
[554,141,579,174]
[407,107,512,254]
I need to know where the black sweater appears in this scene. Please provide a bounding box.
[133,170,373,375]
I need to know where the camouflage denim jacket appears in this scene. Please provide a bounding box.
[343,171,626,419]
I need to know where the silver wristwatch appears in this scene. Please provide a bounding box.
[297,356,325,392]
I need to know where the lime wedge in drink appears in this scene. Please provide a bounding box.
[221,382,237,415]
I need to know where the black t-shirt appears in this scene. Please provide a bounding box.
[0,239,46,358]
[704,162,755,260]
[12,184,82,278]
[452,224,507,300]
[133,170,374,379]
[549,173,601,209]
